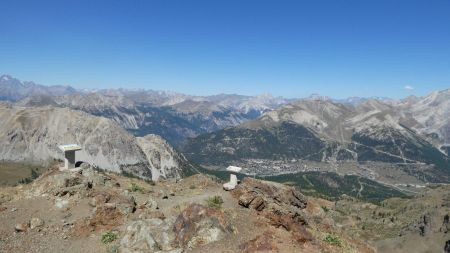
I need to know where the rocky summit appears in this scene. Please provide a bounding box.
[0,163,377,253]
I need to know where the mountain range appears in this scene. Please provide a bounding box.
[0,102,195,181]
[181,90,450,184]
[2,74,450,187]
[1,75,289,145]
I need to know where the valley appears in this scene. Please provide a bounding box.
[2,1,450,251]
[1,75,450,252]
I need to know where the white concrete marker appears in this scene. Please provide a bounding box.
[58,144,81,171]
[223,165,242,191]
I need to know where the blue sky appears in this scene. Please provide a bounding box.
[0,0,449,99]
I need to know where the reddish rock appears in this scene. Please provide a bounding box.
[88,192,111,207]
[250,196,266,211]
[173,203,232,248]
[234,178,312,245]
[239,230,277,253]
[238,192,258,208]
[15,223,29,232]
[235,178,307,212]
[73,203,123,236]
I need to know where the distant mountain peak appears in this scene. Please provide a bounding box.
[0,74,12,81]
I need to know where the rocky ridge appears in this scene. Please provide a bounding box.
[0,163,375,253]
[3,75,290,145]
[0,103,194,181]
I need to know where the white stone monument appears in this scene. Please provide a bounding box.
[223,165,242,191]
[58,144,82,171]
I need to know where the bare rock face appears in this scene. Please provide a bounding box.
[445,240,450,253]
[88,192,111,207]
[234,178,312,243]
[172,203,233,249]
[29,217,44,229]
[235,177,308,213]
[441,214,450,233]
[136,134,192,181]
[239,230,277,253]
[120,218,181,253]
[0,104,193,181]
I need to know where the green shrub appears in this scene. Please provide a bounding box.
[321,206,329,213]
[101,231,118,244]
[18,168,41,185]
[324,234,342,247]
[129,183,144,193]
[206,195,224,208]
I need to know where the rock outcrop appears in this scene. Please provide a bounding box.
[172,203,233,249]
[0,162,378,253]
[0,104,192,180]
[234,178,311,242]
[120,218,181,253]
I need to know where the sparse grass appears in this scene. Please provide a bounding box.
[101,231,118,244]
[189,185,196,189]
[0,162,47,186]
[324,234,342,247]
[121,169,154,184]
[106,245,119,253]
[129,183,144,193]
[321,206,329,213]
[206,195,224,209]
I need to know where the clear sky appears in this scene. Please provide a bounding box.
[1,0,449,99]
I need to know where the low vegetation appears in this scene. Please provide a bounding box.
[206,195,224,208]
[324,233,342,247]
[129,183,145,193]
[267,171,408,204]
[18,168,40,184]
[0,162,47,187]
[106,245,119,253]
[101,231,118,244]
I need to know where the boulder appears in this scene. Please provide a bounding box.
[419,213,432,236]
[115,195,136,215]
[89,192,111,207]
[445,240,450,253]
[441,214,450,233]
[30,217,44,229]
[120,218,180,253]
[235,178,307,213]
[238,193,265,211]
[144,197,158,210]
[233,178,311,243]
[15,223,29,232]
[55,198,69,209]
[173,203,232,249]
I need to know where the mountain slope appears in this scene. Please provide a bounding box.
[182,121,326,164]
[3,75,292,145]
[180,98,450,182]
[400,89,450,154]
[0,75,76,102]
[17,92,288,145]
[0,103,192,180]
